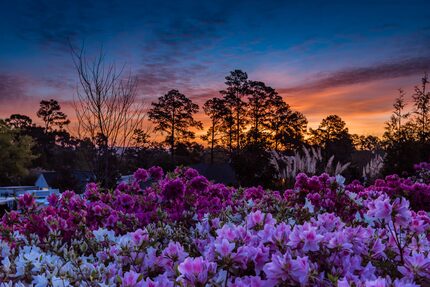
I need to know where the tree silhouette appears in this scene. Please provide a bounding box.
[148,89,202,162]
[309,115,353,163]
[309,115,349,146]
[71,46,147,187]
[383,89,411,144]
[37,99,70,132]
[267,95,307,151]
[352,134,381,151]
[0,120,36,185]
[5,114,34,130]
[202,97,229,163]
[246,80,276,144]
[220,70,249,150]
[412,73,430,142]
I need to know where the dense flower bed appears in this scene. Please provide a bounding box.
[1,164,430,286]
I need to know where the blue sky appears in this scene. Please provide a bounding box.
[1,0,430,135]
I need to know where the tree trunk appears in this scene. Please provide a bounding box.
[210,122,215,164]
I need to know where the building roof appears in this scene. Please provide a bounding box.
[190,163,238,186]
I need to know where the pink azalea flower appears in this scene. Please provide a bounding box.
[121,271,142,287]
[178,257,217,286]
[214,238,235,258]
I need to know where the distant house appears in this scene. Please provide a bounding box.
[35,173,57,189]
[36,171,96,192]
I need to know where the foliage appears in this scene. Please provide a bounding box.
[0,121,36,185]
[2,166,430,285]
[309,115,355,165]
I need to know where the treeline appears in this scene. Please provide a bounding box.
[1,69,429,189]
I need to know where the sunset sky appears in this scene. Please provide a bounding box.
[1,0,430,137]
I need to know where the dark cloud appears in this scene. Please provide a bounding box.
[15,0,101,51]
[282,57,430,93]
[0,74,29,103]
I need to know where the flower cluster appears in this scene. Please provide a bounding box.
[1,165,430,286]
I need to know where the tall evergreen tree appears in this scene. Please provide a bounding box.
[148,89,202,162]
[37,99,70,132]
[220,70,249,150]
[202,97,229,163]
[412,73,430,142]
[266,95,307,151]
[247,81,276,144]
[383,89,411,144]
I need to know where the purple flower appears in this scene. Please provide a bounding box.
[398,252,430,279]
[121,271,142,287]
[214,238,235,258]
[364,278,388,287]
[178,257,217,286]
[290,256,310,284]
[288,223,323,252]
[247,210,275,229]
[368,195,392,221]
[392,198,411,226]
[118,193,134,209]
[184,168,199,179]
[148,166,164,181]
[244,186,265,201]
[163,178,186,200]
[189,176,209,192]
[163,241,188,260]
[263,253,310,285]
[134,168,149,182]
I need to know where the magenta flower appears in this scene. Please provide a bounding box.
[118,193,134,209]
[148,166,164,181]
[184,168,199,179]
[18,193,35,209]
[188,176,209,192]
[244,186,265,201]
[163,178,186,200]
[47,193,59,206]
[134,168,149,182]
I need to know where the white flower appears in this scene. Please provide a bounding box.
[93,228,116,242]
[304,198,314,213]
[1,256,11,272]
[0,240,11,257]
[335,174,345,186]
[33,275,49,287]
[52,277,71,287]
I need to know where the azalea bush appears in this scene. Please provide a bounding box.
[1,165,430,286]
